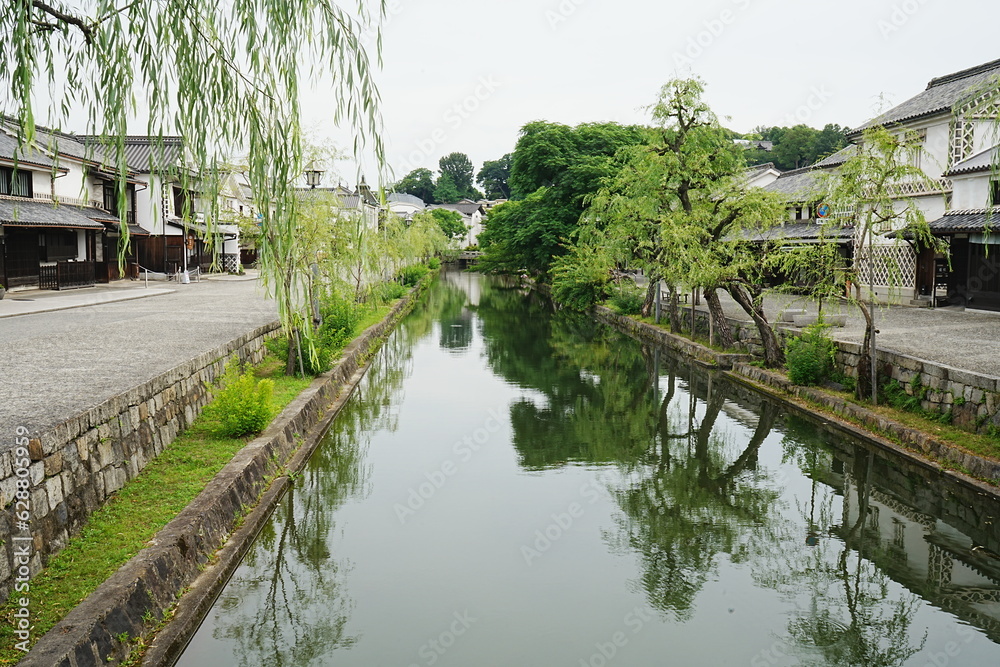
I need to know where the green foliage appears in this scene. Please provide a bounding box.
[438,152,479,200]
[608,283,645,315]
[477,153,512,199]
[785,323,836,386]
[374,281,408,301]
[398,263,430,287]
[433,171,462,204]
[427,257,441,269]
[479,121,646,275]
[210,361,275,437]
[426,208,468,240]
[550,244,611,310]
[744,124,848,170]
[393,167,436,203]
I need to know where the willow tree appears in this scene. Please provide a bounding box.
[823,126,943,402]
[574,79,785,364]
[3,0,384,352]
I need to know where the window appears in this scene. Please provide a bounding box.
[102,183,119,215]
[43,230,78,261]
[990,180,1000,207]
[0,166,33,198]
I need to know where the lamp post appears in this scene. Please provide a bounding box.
[305,161,324,189]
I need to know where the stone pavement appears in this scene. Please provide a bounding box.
[689,289,1000,379]
[0,272,278,439]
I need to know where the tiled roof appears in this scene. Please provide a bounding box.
[113,136,183,173]
[762,168,827,202]
[737,221,855,243]
[811,144,857,169]
[851,59,1000,135]
[946,145,1000,176]
[0,131,59,169]
[102,221,151,236]
[0,198,108,229]
[927,208,1000,233]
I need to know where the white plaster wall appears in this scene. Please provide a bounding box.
[951,173,990,210]
[31,169,50,196]
[52,161,90,201]
[75,229,87,260]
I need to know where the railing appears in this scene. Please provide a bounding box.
[38,260,97,290]
[885,177,953,198]
[58,260,96,289]
[26,193,105,209]
[39,263,58,290]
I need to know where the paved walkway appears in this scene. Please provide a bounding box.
[0,272,278,438]
[689,290,1000,379]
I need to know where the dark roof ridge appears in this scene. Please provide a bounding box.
[927,58,1000,90]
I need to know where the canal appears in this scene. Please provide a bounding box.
[177,271,1000,666]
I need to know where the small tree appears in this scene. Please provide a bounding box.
[824,126,944,402]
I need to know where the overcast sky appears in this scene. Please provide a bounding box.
[303,0,998,186]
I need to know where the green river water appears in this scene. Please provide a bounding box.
[176,271,1000,666]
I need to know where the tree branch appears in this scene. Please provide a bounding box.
[32,0,93,44]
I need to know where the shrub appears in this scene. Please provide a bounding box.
[374,281,407,302]
[427,257,441,270]
[210,361,274,437]
[399,263,430,286]
[609,284,644,315]
[785,322,835,386]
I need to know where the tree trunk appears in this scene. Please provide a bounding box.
[641,278,657,318]
[285,329,298,376]
[704,288,735,349]
[726,283,784,367]
[668,286,681,333]
[855,300,875,402]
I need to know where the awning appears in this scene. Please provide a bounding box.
[925,209,1000,234]
[0,198,106,230]
[102,221,152,237]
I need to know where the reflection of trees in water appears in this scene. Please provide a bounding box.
[209,301,424,665]
[751,446,926,666]
[476,280,928,660]
[609,371,787,621]
[477,282,653,468]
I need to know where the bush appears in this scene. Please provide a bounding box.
[210,361,274,437]
[267,296,363,376]
[373,281,407,302]
[609,284,644,315]
[399,263,430,287]
[427,257,441,270]
[785,323,835,386]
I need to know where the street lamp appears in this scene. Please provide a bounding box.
[305,161,324,189]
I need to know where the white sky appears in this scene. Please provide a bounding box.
[302,0,999,186]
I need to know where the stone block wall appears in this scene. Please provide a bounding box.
[0,321,280,601]
[833,342,1000,435]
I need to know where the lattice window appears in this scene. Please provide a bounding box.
[856,243,916,288]
[951,120,976,165]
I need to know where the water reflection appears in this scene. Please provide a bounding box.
[475,276,1000,663]
[179,273,1000,667]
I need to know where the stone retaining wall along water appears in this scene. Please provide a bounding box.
[0,321,280,603]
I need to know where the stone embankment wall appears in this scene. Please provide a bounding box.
[0,322,280,601]
[669,303,1000,436]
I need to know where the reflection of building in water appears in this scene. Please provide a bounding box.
[444,269,481,306]
[830,459,1000,641]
